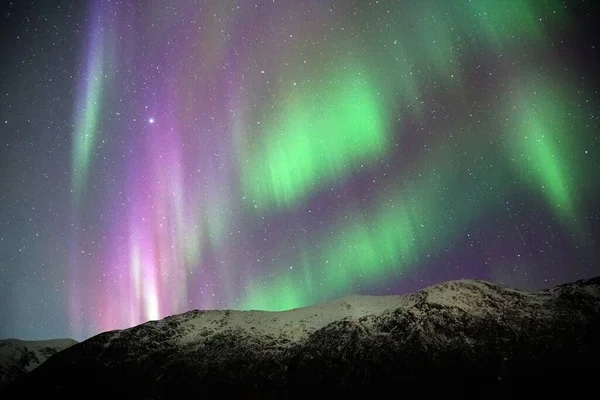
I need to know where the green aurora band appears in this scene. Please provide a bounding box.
[239,70,592,310]
[241,64,390,211]
[235,2,591,311]
[239,142,509,311]
[238,0,567,213]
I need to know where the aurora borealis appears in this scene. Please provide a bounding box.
[0,0,599,341]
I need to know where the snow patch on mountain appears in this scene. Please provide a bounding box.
[176,293,409,344]
[102,278,597,350]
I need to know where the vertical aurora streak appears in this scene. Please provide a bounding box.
[71,3,105,202]
[56,0,599,340]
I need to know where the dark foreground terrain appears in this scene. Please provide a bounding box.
[3,277,599,398]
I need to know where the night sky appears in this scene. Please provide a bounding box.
[1,0,599,342]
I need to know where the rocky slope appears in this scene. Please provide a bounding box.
[0,338,77,386]
[4,277,600,398]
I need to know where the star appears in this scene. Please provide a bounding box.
[148,117,155,124]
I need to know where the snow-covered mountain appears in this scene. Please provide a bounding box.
[0,338,77,386]
[3,277,600,398]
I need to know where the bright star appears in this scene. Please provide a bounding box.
[148,117,155,124]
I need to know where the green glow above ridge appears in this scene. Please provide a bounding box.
[238,145,508,311]
[241,65,389,211]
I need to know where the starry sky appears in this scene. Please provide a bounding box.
[1,0,599,341]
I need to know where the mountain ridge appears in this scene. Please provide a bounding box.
[3,275,600,398]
